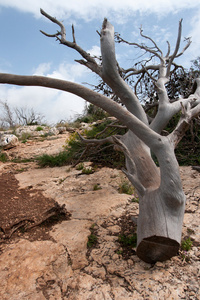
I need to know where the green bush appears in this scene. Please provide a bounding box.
[93,184,102,191]
[0,152,8,162]
[76,163,84,170]
[118,233,137,248]
[73,104,109,125]
[181,237,193,251]
[11,158,32,163]
[62,120,126,168]
[20,132,31,143]
[118,179,134,195]
[37,151,70,167]
[164,114,200,166]
[87,233,98,248]
[36,126,43,131]
[87,223,98,248]
[81,167,94,175]
[131,197,139,203]
[37,133,82,167]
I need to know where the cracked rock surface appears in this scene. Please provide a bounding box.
[0,133,199,299]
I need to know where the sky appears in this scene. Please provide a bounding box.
[0,0,200,124]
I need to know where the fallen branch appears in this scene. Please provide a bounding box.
[2,203,70,239]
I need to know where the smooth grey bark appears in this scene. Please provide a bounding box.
[0,11,200,263]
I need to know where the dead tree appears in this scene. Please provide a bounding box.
[14,106,44,125]
[0,9,200,263]
[0,100,16,128]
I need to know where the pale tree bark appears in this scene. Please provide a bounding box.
[0,10,200,263]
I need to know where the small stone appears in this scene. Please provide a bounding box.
[127,259,134,266]
[155,261,164,267]
[0,134,19,149]
[112,253,119,261]
[107,225,121,234]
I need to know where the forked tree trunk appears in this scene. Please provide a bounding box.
[0,11,198,263]
[0,73,187,263]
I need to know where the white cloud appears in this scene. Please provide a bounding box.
[0,60,88,124]
[0,84,85,124]
[87,46,101,57]
[187,8,200,61]
[0,0,200,20]
[33,62,51,76]
[34,62,88,82]
[1,1,199,62]
[0,0,200,123]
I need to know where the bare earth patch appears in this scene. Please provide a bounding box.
[0,134,199,299]
[0,172,70,242]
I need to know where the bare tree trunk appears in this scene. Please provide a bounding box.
[0,11,200,263]
[0,74,191,264]
[137,189,185,263]
[121,131,185,263]
[136,154,185,263]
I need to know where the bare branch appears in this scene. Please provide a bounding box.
[96,30,101,37]
[71,24,76,44]
[72,145,90,167]
[174,37,192,59]
[116,35,164,62]
[142,65,157,82]
[165,41,171,58]
[40,30,60,38]
[40,8,66,40]
[123,64,159,79]
[100,19,148,123]
[140,26,163,56]
[169,98,200,148]
[169,102,191,147]
[134,73,145,95]
[15,106,44,125]
[112,136,146,196]
[190,102,200,119]
[0,73,164,151]
[166,19,183,77]
[194,78,200,98]
[95,120,126,138]
[108,124,127,129]
[40,9,102,76]
[77,131,115,145]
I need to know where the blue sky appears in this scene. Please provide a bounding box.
[0,0,200,124]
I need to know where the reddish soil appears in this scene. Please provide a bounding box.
[0,172,70,243]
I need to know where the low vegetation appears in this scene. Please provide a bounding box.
[1,101,198,169]
[165,113,200,166]
[37,151,70,167]
[81,167,94,175]
[76,163,84,170]
[20,132,31,143]
[118,233,137,248]
[87,223,98,248]
[34,103,199,169]
[0,152,8,162]
[179,237,193,262]
[35,126,43,131]
[118,179,135,195]
[93,184,102,191]
[181,237,193,251]
[35,110,126,168]
[87,233,98,248]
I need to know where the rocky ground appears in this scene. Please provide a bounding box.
[0,132,199,300]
